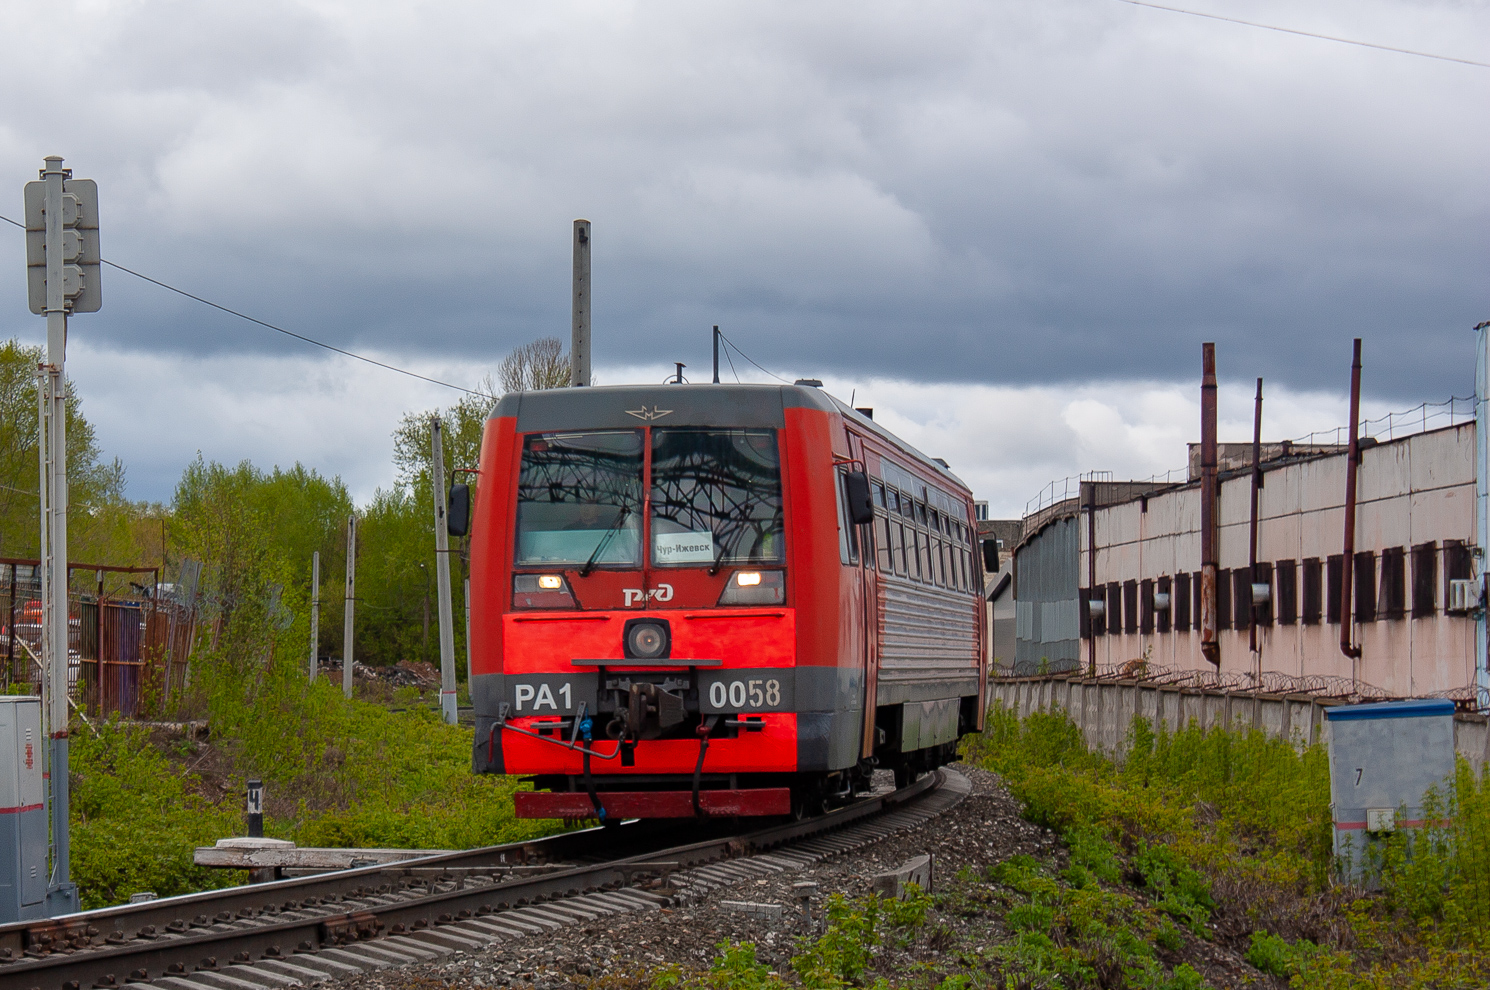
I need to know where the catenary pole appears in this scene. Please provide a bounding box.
[572,220,591,387]
[343,516,356,698]
[309,551,320,683]
[431,417,459,724]
[712,326,720,384]
[464,577,473,683]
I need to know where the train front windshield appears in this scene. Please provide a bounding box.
[516,431,644,566]
[514,427,785,570]
[649,429,784,566]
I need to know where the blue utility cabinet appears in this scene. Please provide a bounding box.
[1326,699,1455,881]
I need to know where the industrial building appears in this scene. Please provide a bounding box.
[1007,340,1489,708]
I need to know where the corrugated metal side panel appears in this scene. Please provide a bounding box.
[877,578,979,676]
[1014,516,1081,669]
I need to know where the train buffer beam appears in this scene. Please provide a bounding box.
[515,787,792,820]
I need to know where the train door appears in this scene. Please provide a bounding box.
[844,431,879,761]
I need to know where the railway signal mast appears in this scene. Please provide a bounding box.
[23,155,100,915]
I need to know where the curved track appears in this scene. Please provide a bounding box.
[0,769,968,990]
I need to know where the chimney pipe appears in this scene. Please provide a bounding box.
[1249,377,1263,661]
[1200,343,1220,667]
[1341,339,1363,663]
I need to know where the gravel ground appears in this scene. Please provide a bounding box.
[326,765,1266,990]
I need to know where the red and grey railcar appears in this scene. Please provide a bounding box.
[464,383,985,819]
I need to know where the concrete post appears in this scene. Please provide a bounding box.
[572,220,591,388]
[431,417,458,724]
[343,516,356,699]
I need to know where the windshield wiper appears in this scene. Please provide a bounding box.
[579,505,631,577]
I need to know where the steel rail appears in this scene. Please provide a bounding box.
[0,772,943,990]
[0,816,690,960]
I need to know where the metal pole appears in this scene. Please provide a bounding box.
[712,326,720,384]
[308,551,320,684]
[40,155,77,913]
[1476,321,1490,709]
[464,577,473,683]
[36,372,48,726]
[571,220,591,388]
[431,417,458,725]
[343,516,356,699]
[1085,481,1098,676]
[1341,340,1364,666]
[1199,343,1220,668]
[1249,378,1263,662]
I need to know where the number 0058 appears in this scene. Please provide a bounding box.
[708,678,781,709]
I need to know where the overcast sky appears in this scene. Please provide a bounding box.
[2,0,1486,515]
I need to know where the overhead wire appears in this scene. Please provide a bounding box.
[0,212,489,398]
[1113,0,1490,69]
[716,331,793,385]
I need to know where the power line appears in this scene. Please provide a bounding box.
[717,331,793,385]
[0,213,488,398]
[1114,0,1490,69]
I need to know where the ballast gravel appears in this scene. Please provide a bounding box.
[317,765,1267,990]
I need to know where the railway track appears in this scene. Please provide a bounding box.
[0,769,968,990]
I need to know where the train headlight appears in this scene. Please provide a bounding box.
[513,574,577,609]
[717,570,785,606]
[623,619,671,660]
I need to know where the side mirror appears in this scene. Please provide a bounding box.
[981,537,1000,573]
[843,471,874,526]
[447,483,471,537]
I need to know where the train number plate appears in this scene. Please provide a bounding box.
[698,671,794,714]
[504,673,598,715]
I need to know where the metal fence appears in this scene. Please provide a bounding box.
[0,559,202,718]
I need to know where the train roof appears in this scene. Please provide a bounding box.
[490,383,969,495]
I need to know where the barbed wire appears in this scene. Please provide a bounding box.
[1022,393,1479,520]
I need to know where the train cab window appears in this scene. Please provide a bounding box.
[516,431,644,566]
[835,470,861,566]
[649,429,785,567]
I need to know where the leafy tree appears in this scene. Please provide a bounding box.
[0,337,130,564]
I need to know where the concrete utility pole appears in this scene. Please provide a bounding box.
[24,155,99,917]
[309,551,320,683]
[431,417,458,725]
[572,219,591,387]
[343,516,356,699]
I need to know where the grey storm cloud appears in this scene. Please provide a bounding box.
[1,0,1486,401]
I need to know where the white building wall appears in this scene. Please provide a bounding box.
[1079,423,1479,698]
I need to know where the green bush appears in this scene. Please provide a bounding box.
[965,703,1490,989]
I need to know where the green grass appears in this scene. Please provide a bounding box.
[69,676,560,910]
[962,704,1490,989]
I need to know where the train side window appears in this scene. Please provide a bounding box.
[893,520,908,576]
[834,471,860,566]
[872,482,887,508]
[875,513,893,571]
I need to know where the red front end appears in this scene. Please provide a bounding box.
[467,385,862,819]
